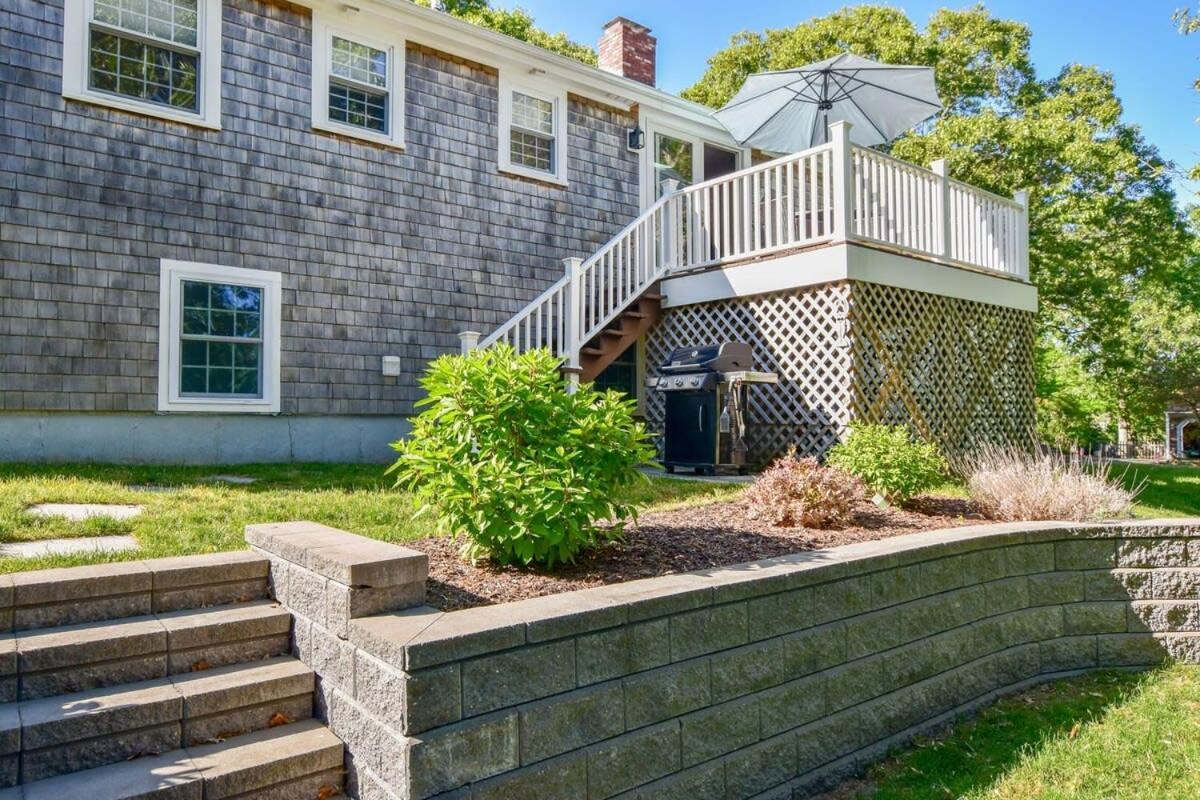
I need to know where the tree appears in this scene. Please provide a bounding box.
[1178,8,1199,181]
[685,5,1194,439]
[414,0,596,65]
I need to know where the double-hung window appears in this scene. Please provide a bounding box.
[311,14,404,148]
[158,261,282,413]
[62,0,222,127]
[498,75,568,185]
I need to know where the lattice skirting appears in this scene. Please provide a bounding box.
[645,283,855,460]
[643,281,1036,464]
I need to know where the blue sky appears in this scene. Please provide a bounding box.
[514,0,1199,199]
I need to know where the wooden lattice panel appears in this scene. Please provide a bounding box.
[644,283,854,461]
[643,279,1036,465]
[848,281,1037,458]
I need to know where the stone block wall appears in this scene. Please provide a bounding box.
[263,519,1200,799]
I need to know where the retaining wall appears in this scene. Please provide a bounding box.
[259,519,1200,800]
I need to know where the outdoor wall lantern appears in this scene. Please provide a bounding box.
[627,125,645,152]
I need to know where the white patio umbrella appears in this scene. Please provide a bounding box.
[713,53,942,152]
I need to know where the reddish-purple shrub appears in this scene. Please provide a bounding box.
[743,450,864,528]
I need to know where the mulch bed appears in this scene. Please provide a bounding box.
[416,496,989,611]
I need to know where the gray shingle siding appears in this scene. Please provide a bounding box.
[0,0,639,417]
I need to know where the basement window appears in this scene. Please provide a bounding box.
[62,0,222,128]
[158,260,282,413]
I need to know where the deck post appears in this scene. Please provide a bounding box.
[829,120,853,243]
[931,159,951,259]
[1013,188,1030,280]
[562,256,584,393]
[458,330,480,354]
[659,179,681,269]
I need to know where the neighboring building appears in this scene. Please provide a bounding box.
[0,0,1036,464]
[1167,406,1199,459]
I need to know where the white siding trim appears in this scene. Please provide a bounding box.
[310,10,406,149]
[61,0,223,129]
[157,260,283,414]
[497,71,569,187]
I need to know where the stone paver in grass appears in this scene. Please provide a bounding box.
[126,484,180,494]
[26,504,144,521]
[0,535,139,558]
[201,475,259,485]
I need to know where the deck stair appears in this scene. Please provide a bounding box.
[0,553,344,799]
[578,285,663,382]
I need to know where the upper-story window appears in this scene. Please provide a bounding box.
[61,0,222,128]
[158,260,282,413]
[311,14,404,148]
[498,75,568,186]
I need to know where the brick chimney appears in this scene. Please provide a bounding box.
[598,17,656,87]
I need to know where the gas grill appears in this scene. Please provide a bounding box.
[647,343,778,474]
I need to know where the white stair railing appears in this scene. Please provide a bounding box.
[465,121,1030,371]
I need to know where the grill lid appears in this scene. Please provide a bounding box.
[660,342,754,374]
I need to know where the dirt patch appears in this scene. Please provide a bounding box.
[417,496,988,611]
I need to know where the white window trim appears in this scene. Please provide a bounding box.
[157,260,282,414]
[497,72,569,187]
[311,11,405,149]
[61,0,222,129]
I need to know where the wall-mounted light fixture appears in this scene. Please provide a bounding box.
[627,125,645,152]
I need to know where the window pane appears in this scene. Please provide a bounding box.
[94,0,198,47]
[183,280,208,308]
[89,30,198,111]
[328,83,387,132]
[181,339,207,366]
[654,133,694,190]
[512,91,553,135]
[233,343,259,368]
[235,312,260,338]
[182,308,208,335]
[208,341,233,366]
[208,368,233,394]
[510,129,554,173]
[234,368,259,395]
[209,310,234,336]
[180,366,206,393]
[330,36,388,88]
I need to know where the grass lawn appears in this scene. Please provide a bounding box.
[1113,461,1200,518]
[0,463,744,573]
[833,664,1200,799]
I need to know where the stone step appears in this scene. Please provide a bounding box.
[12,657,314,783]
[7,553,269,632]
[13,601,292,701]
[0,719,343,800]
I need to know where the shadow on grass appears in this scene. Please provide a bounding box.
[815,668,1161,800]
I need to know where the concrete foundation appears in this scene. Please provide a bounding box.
[0,414,411,464]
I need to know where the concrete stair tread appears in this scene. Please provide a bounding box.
[13,601,293,701]
[0,719,342,800]
[9,657,315,782]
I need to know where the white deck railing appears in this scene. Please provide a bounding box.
[467,120,1029,375]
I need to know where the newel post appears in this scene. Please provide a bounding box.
[561,256,584,392]
[458,330,480,354]
[659,178,681,269]
[1013,188,1030,280]
[930,158,951,259]
[829,120,854,243]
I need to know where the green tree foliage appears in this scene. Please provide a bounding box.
[413,0,596,64]
[1179,8,1199,181]
[388,345,655,568]
[686,5,1195,440]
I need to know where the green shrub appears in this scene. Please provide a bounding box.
[743,449,863,528]
[388,344,656,568]
[826,423,946,505]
